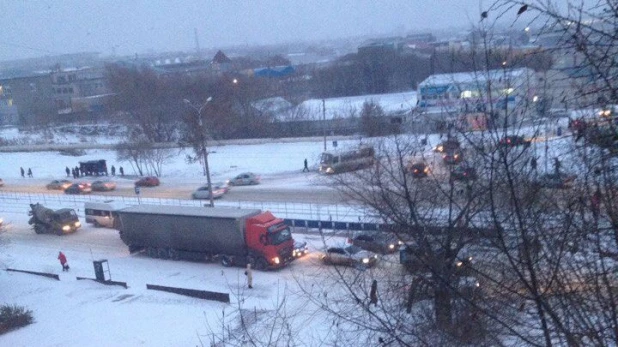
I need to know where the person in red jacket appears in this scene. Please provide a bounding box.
[58,251,69,271]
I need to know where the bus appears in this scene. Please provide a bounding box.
[319,146,375,174]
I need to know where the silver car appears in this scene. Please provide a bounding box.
[192,184,225,200]
[321,244,378,268]
[226,172,260,186]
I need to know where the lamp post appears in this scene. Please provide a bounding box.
[183,97,215,207]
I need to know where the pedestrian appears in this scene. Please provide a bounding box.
[58,251,69,272]
[369,279,378,306]
[554,157,561,175]
[530,157,537,171]
[111,165,116,176]
[27,168,33,178]
[245,263,253,289]
[65,166,70,177]
[20,167,25,178]
[119,166,124,176]
[75,166,80,177]
[302,158,309,172]
[591,188,602,221]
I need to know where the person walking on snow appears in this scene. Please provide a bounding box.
[303,158,309,172]
[245,263,253,289]
[65,166,70,177]
[20,167,25,178]
[58,251,69,271]
[119,166,124,176]
[111,165,116,176]
[27,168,33,178]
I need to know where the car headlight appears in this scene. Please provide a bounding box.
[62,225,71,231]
[272,257,280,265]
[362,258,370,264]
[456,261,463,267]
[326,167,334,174]
[388,244,395,250]
[75,221,81,227]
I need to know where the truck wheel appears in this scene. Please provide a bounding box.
[158,248,169,259]
[34,225,44,234]
[147,247,159,258]
[56,228,64,236]
[93,221,101,228]
[168,249,179,260]
[255,258,268,271]
[221,256,232,267]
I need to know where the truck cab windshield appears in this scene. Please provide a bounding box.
[268,225,292,245]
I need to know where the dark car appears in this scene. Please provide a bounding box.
[442,149,463,165]
[434,139,461,153]
[46,179,73,190]
[499,135,531,148]
[91,180,116,191]
[408,162,430,178]
[350,232,402,254]
[450,165,478,182]
[64,183,92,194]
[533,173,576,189]
[0,178,3,187]
[135,176,160,187]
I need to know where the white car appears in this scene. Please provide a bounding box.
[226,172,260,186]
[191,185,225,200]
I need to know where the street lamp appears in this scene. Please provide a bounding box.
[183,97,215,207]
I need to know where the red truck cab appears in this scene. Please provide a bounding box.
[245,212,295,270]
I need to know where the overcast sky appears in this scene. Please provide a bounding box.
[1,0,543,62]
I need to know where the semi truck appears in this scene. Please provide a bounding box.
[28,203,81,235]
[115,205,297,270]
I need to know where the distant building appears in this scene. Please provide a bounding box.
[0,71,55,126]
[51,67,111,116]
[417,68,538,127]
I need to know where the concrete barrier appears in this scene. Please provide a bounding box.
[76,277,128,288]
[6,268,60,280]
[146,284,230,303]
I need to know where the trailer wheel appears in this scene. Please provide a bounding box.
[168,249,179,260]
[255,257,268,271]
[158,248,169,259]
[221,256,232,267]
[147,247,159,258]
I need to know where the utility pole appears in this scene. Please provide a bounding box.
[322,99,327,151]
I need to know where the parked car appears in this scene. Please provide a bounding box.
[191,184,225,200]
[227,172,260,186]
[321,244,378,268]
[0,178,4,187]
[408,162,430,178]
[442,149,463,165]
[499,135,531,148]
[64,183,92,194]
[349,232,402,254]
[533,173,577,189]
[135,176,160,187]
[46,179,72,190]
[450,165,478,182]
[91,180,117,191]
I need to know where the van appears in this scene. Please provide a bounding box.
[84,200,126,228]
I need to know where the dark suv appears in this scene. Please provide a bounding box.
[499,135,531,148]
[350,232,401,254]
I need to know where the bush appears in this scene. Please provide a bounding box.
[0,304,34,334]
